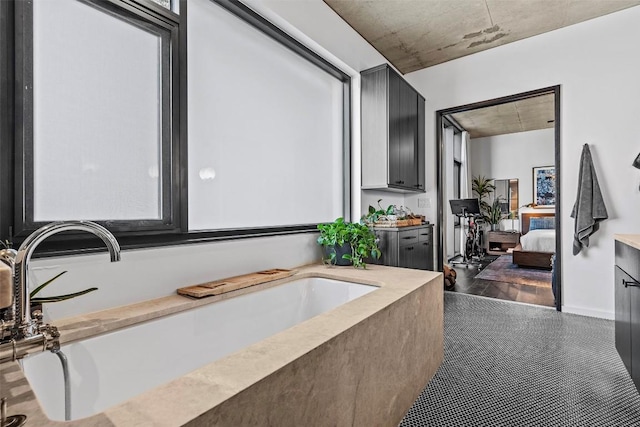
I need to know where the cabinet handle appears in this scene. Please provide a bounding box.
[414,184,423,188]
[623,279,640,288]
[402,236,416,240]
[405,246,414,251]
[395,180,405,184]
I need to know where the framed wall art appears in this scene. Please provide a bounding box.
[533,166,555,208]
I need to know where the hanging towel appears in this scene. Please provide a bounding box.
[571,144,608,255]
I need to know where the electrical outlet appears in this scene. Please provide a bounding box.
[418,198,427,208]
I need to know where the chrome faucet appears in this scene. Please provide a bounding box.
[0,221,120,361]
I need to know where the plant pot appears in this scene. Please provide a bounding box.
[324,243,352,266]
[490,224,498,231]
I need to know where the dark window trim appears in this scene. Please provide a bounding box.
[0,1,15,243]
[2,0,352,256]
[453,159,461,226]
[13,0,182,238]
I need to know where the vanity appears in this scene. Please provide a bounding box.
[371,224,434,271]
[614,234,640,391]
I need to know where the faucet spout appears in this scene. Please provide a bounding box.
[13,221,121,337]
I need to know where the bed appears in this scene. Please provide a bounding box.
[512,212,555,269]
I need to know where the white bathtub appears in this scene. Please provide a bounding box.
[21,277,377,421]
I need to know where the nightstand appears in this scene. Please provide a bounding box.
[486,231,520,255]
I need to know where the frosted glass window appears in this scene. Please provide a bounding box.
[32,0,167,222]
[188,0,346,230]
[149,0,179,13]
[150,0,170,9]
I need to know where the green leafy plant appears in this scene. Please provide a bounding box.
[30,271,98,305]
[361,199,396,224]
[472,175,496,221]
[317,217,381,268]
[486,197,507,226]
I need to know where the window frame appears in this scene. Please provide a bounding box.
[1,0,351,256]
[453,160,461,226]
[14,0,182,238]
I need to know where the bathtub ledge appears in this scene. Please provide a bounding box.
[0,263,443,426]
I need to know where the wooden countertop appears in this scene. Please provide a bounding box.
[615,234,640,251]
[372,223,432,231]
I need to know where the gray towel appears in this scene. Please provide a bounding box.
[571,144,608,255]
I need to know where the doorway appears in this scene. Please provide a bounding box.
[436,86,561,311]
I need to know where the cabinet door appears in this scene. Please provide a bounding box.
[360,67,390,188]
[372,230,399,266]
[399,244,416,269]
[615,266,632,373]
[419,240,433,270]
[397,78,418,188]
[388,71,402,187]
[630,275,640,389]
[414,241,429,270]
[416,95,425,191]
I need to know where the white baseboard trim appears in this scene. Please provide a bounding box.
[563,305,614,320]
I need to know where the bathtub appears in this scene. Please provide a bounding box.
[3,265,443,426]
[22,277,377,421]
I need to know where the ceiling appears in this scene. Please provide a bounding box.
[323,0,640,74]
[449,93,555,138]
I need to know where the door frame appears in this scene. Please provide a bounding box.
[435,85,562,311]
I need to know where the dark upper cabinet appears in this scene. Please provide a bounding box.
[361,64,425,192]
[416,91,425,191]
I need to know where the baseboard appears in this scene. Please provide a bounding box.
[562,305,614,320]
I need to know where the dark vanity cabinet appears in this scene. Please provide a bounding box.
[371,224,434,270]
[615,239,640,390]
[361,64,425,192]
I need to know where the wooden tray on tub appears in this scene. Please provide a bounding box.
[177,268,295,298]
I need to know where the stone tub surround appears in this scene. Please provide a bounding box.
[615,234,640,251]
[0,264,443,426]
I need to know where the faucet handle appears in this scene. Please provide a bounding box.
[40,323,60,352]
[0,248,16,268]
[32,310,43,324]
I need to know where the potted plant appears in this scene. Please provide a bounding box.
[317,217,381,268]
[361,199,396,224]
[485,197,507,231]
[472,175,496,221]
[0,239,98,310]
[30,270,98,308]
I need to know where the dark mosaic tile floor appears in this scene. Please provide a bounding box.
[400,293,640,426]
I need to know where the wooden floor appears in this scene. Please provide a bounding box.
[447,255,555,308]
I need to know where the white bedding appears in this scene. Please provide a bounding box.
[520,229,555,253]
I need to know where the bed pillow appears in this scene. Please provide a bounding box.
[529,217,555,230]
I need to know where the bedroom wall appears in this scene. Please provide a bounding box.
[470,128,555,208]
[404,5,640,319]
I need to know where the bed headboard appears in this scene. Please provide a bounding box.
[521,212,555,235]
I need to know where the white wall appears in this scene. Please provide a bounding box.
[29,0,393,321]
[470,128,555,207]
[34,234,319,320]
[404,6,640,319]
